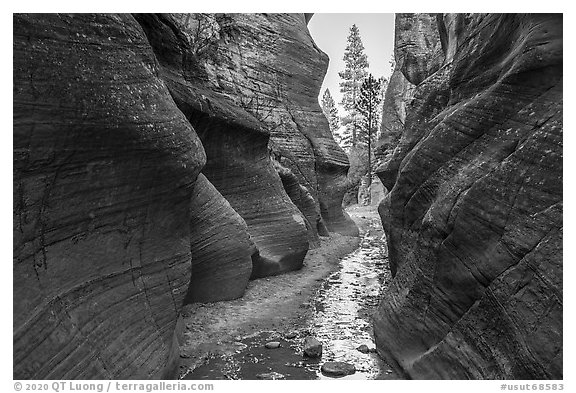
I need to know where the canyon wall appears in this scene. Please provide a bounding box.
[13,13,354,379]
[13,14,201,379]
[374,13,563,379]
[376,13,444,188]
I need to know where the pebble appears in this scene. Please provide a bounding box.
[356,344,370,354]
[303,337,323,358]
[320,361,356,377]
[285,331,298,339]
[256,371,285,380]
[233,342,248,351]
[265,341,281,349]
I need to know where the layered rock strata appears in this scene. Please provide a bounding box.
[134,13,358,275]
[186,174,255,303]
[375,13,441,187]
[135,13,357,241]
[14,13,355,379]
[13,13,203,379]
[374,13,563,379]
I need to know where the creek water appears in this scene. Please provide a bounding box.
[184,210,397,380]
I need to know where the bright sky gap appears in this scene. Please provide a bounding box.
[308,13,395,114]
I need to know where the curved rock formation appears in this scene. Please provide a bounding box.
[375,13,439,190]
[273,159,326,247]
[374,13,563,379]
[134,13,309,278]
[135,13,357,276]
[186,174,255,303]
[14,13,353,379]
[13,13,204,379]
[374,64,413,180]
[395,13,444,86]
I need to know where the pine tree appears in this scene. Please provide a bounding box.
[389,53,396,74]
[376,76,388,141]
[356,74,383,194]
[321,88,341,143]
[338,24,369,148]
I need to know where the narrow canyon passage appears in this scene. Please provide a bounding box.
[308,205,397,379]
[180,205,398,380]
[13,13,562,380]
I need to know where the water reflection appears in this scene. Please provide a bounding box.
[310,228,391,380]
[184,213,395,380]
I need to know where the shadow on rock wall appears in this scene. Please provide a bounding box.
[374,13,562,379]
[13,13,356,379]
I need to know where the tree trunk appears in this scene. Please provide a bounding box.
[367,103,372,205]
[368,116,372,187]
[352,84,357,146]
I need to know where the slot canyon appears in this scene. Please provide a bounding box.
[13,13,562,380]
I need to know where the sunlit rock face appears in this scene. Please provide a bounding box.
[374,13,562,379]
[13,14,204,379]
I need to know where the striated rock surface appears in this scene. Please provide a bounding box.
[274,159,327,246]
[374,13,563,379]
[137,14,300,279]
[13,13,204,379]
[14,13,353,379]
[395,13,444,86]
[376,13,438,189]
[135,13,357,276]
[375,62,414,178]
[186,174,255,303]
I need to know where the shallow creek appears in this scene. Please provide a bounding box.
[184,211,398,380]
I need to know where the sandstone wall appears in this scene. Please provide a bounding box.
[13,13,355,379]
[135,13,358,271]
[374,13,563,379]
[376,13,440,190]
[13,13,202,379]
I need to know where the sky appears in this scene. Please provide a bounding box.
[308,13,395,113]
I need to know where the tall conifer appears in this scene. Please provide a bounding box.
[321,88,341,143]
[356,74,383,193]
[338,24,369,148]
